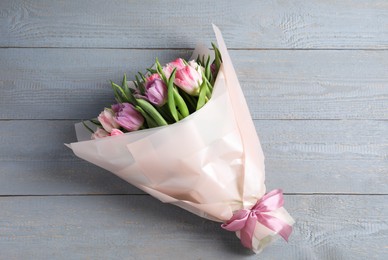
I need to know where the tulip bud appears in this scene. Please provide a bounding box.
[114,103,144,131]
[145,73,161,82]
[111,103,121,113]
[188,60,204,74]
[163,58,186,79]
[91,128,109,139]
[145,77,168,106]
[98,108,120,133]
[110,128,124,136]
[174,61,203,96]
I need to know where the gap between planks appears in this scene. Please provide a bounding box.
[2,47,388,51]
[0,193,387,197]
[1,119,387,121]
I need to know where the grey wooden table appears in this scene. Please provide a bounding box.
[1,1,387,259]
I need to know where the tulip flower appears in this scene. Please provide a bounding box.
[113,103,144,131]
[98,108,120,133]
[110,129,124,136]
[174,61,203,96]
[163,58,186,79]
[91,128,124,139]
[144,75,168,106]
[91,128,109,139]
[145,73,161,82]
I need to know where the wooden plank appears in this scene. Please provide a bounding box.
[0,48,190,120]
[0,195,386,259]
[1,0,388,49]
[0,120,386,195]
[257,120,388,194]
[0,161,140,195]
[1,49,387,120]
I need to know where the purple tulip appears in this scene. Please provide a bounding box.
[111,103,122,113]
[113,103,144,131]
[144,76,167,106]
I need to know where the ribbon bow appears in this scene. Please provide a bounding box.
[221,189,292,249]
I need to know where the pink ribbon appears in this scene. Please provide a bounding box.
[221,189,292,249]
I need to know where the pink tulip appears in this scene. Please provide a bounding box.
[188,60,205,78]
[98,108,119,133]
[110,129,124,136]
[91,128,109,139]
[114,103,144,131]
[174,61,203,96]
[144,75,167,106]
[162,58,203,95]
[145,73,160,82]
[163,58,186,79]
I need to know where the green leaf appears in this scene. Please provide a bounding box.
[178,89,197,113]
[173,88,189,118]
[111,81,127,100]
[177,111,183,120]
[205,55,211,79]
[135,74,141,85]
[122,74,131,100]
[135,75,146,95]
[82,121,95,134]
[139,83,146,95]
[139,72,147,82]
[158,105,175,123]
[206,83,212,99]
[211,42,222,72]
[146,68,157,74]
[196,55,201,65]
[196,81,208,110]
[136,98,168,126]
[203,76,213,92]
[155,58,167,83]
[110,81,124,103]
[135,105,156,128]
[89,118,102,126]
[167,69,179,122]
[197,54,205,66]
[111,81,137,105]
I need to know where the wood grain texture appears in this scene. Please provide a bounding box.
[0,120,386,195]
[0,195,387,259]
[1,1,387,258]
[0,0,388,49]
[1,48,387,120]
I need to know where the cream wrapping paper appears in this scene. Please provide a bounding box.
[67,25,294,253]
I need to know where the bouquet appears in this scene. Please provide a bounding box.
[67,25,294,253]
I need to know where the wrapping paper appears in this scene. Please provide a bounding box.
[67,25,294,253]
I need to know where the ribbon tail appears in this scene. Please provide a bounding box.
[277,222,293,242]
[221,210,249,232]
[258,214,293,242]
[239,212,257,249]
